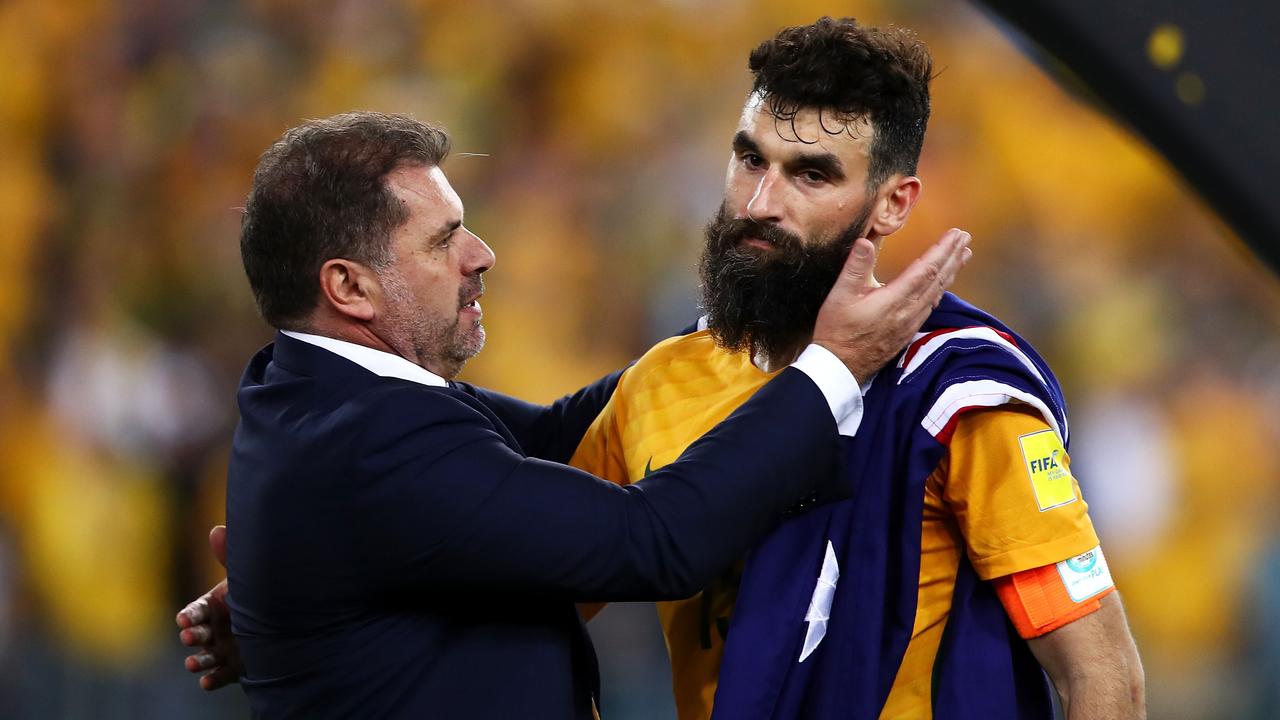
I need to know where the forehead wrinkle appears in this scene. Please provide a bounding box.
[386,169,440,202]
[386,166,464,229]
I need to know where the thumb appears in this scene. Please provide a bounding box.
[210,525,228,569]
[833,238,876,296]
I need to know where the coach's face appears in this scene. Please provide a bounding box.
[376,164,495,378]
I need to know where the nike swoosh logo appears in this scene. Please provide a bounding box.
[644,457,656,477]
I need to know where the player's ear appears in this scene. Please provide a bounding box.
[868,175,921,238]
[318,258,379,322]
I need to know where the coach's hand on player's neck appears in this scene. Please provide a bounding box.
[812,229,970,383]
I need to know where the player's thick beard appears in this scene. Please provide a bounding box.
[697,202,873,365]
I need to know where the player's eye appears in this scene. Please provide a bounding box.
[741,153,765,170]
[799,169,827,185]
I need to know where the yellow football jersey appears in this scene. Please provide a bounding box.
[569,331,1099,719]
[571,331,773,718]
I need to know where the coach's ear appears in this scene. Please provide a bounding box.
[318,258,379,322]
[868,175,921,239]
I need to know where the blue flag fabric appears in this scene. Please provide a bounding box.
[711,293,1066,720]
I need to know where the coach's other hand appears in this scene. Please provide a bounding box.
[812,228,971,382]
[176,525,241,691]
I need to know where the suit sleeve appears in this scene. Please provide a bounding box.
[566,378,631,487]
[455,368,625,464]
[351,368,844,602]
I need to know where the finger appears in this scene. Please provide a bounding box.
[916,228,963,276]
[936,246,974,306]
[201,665,239,691]
[834,238,876,291]
[889,229,966,307]
[890,230,958,298]
[927,230,971,302]
[176,596,211,629]
[209,578,230,605]
[185,651,219,673]
[179,625,212,646]
[209,525,228,569]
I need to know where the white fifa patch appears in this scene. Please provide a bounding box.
[799,540,840,663]
[1056,545,1114,602]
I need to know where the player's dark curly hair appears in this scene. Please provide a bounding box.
[748,17,933,189]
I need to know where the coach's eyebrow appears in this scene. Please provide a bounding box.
[434,218,463,240]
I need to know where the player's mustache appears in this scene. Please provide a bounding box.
[716,217,805,255]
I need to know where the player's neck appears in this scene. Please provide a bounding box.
[752,342,807,373]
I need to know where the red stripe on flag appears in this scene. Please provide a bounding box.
[932,403,994,444]
[900,325,1022,370]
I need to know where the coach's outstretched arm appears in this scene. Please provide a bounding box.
[813,230,971,381]
[178,227,972,690]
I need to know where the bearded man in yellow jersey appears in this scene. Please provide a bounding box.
[569,18,1144,720]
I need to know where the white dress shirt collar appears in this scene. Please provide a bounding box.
[281,330,448,387]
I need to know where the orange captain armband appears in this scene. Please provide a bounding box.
[992,546,1116,639]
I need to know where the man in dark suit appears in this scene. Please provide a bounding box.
[177,111,968,718]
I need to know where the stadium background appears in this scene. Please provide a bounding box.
[1,0,1277,717]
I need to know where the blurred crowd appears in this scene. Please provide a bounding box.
[1,0,1277,718]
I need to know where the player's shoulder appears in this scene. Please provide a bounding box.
[638,326,720,362]
[903,293,1069,444]
[619,327,761,398]
[628,327,742,375]
[898,293,1051,384]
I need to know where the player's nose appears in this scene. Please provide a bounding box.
[746,170,785,225]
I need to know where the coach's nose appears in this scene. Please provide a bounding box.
[461,229,495,275]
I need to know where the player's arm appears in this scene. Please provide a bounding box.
[946,405,1145,718]
[176,526,241,690]
[991,552,1144,718]
[1024,592,1145,719]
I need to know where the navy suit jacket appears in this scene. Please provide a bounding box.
[227,332,845,719]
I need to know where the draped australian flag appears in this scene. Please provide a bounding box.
[974,0,1280,274]
[711,294,1067,719]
